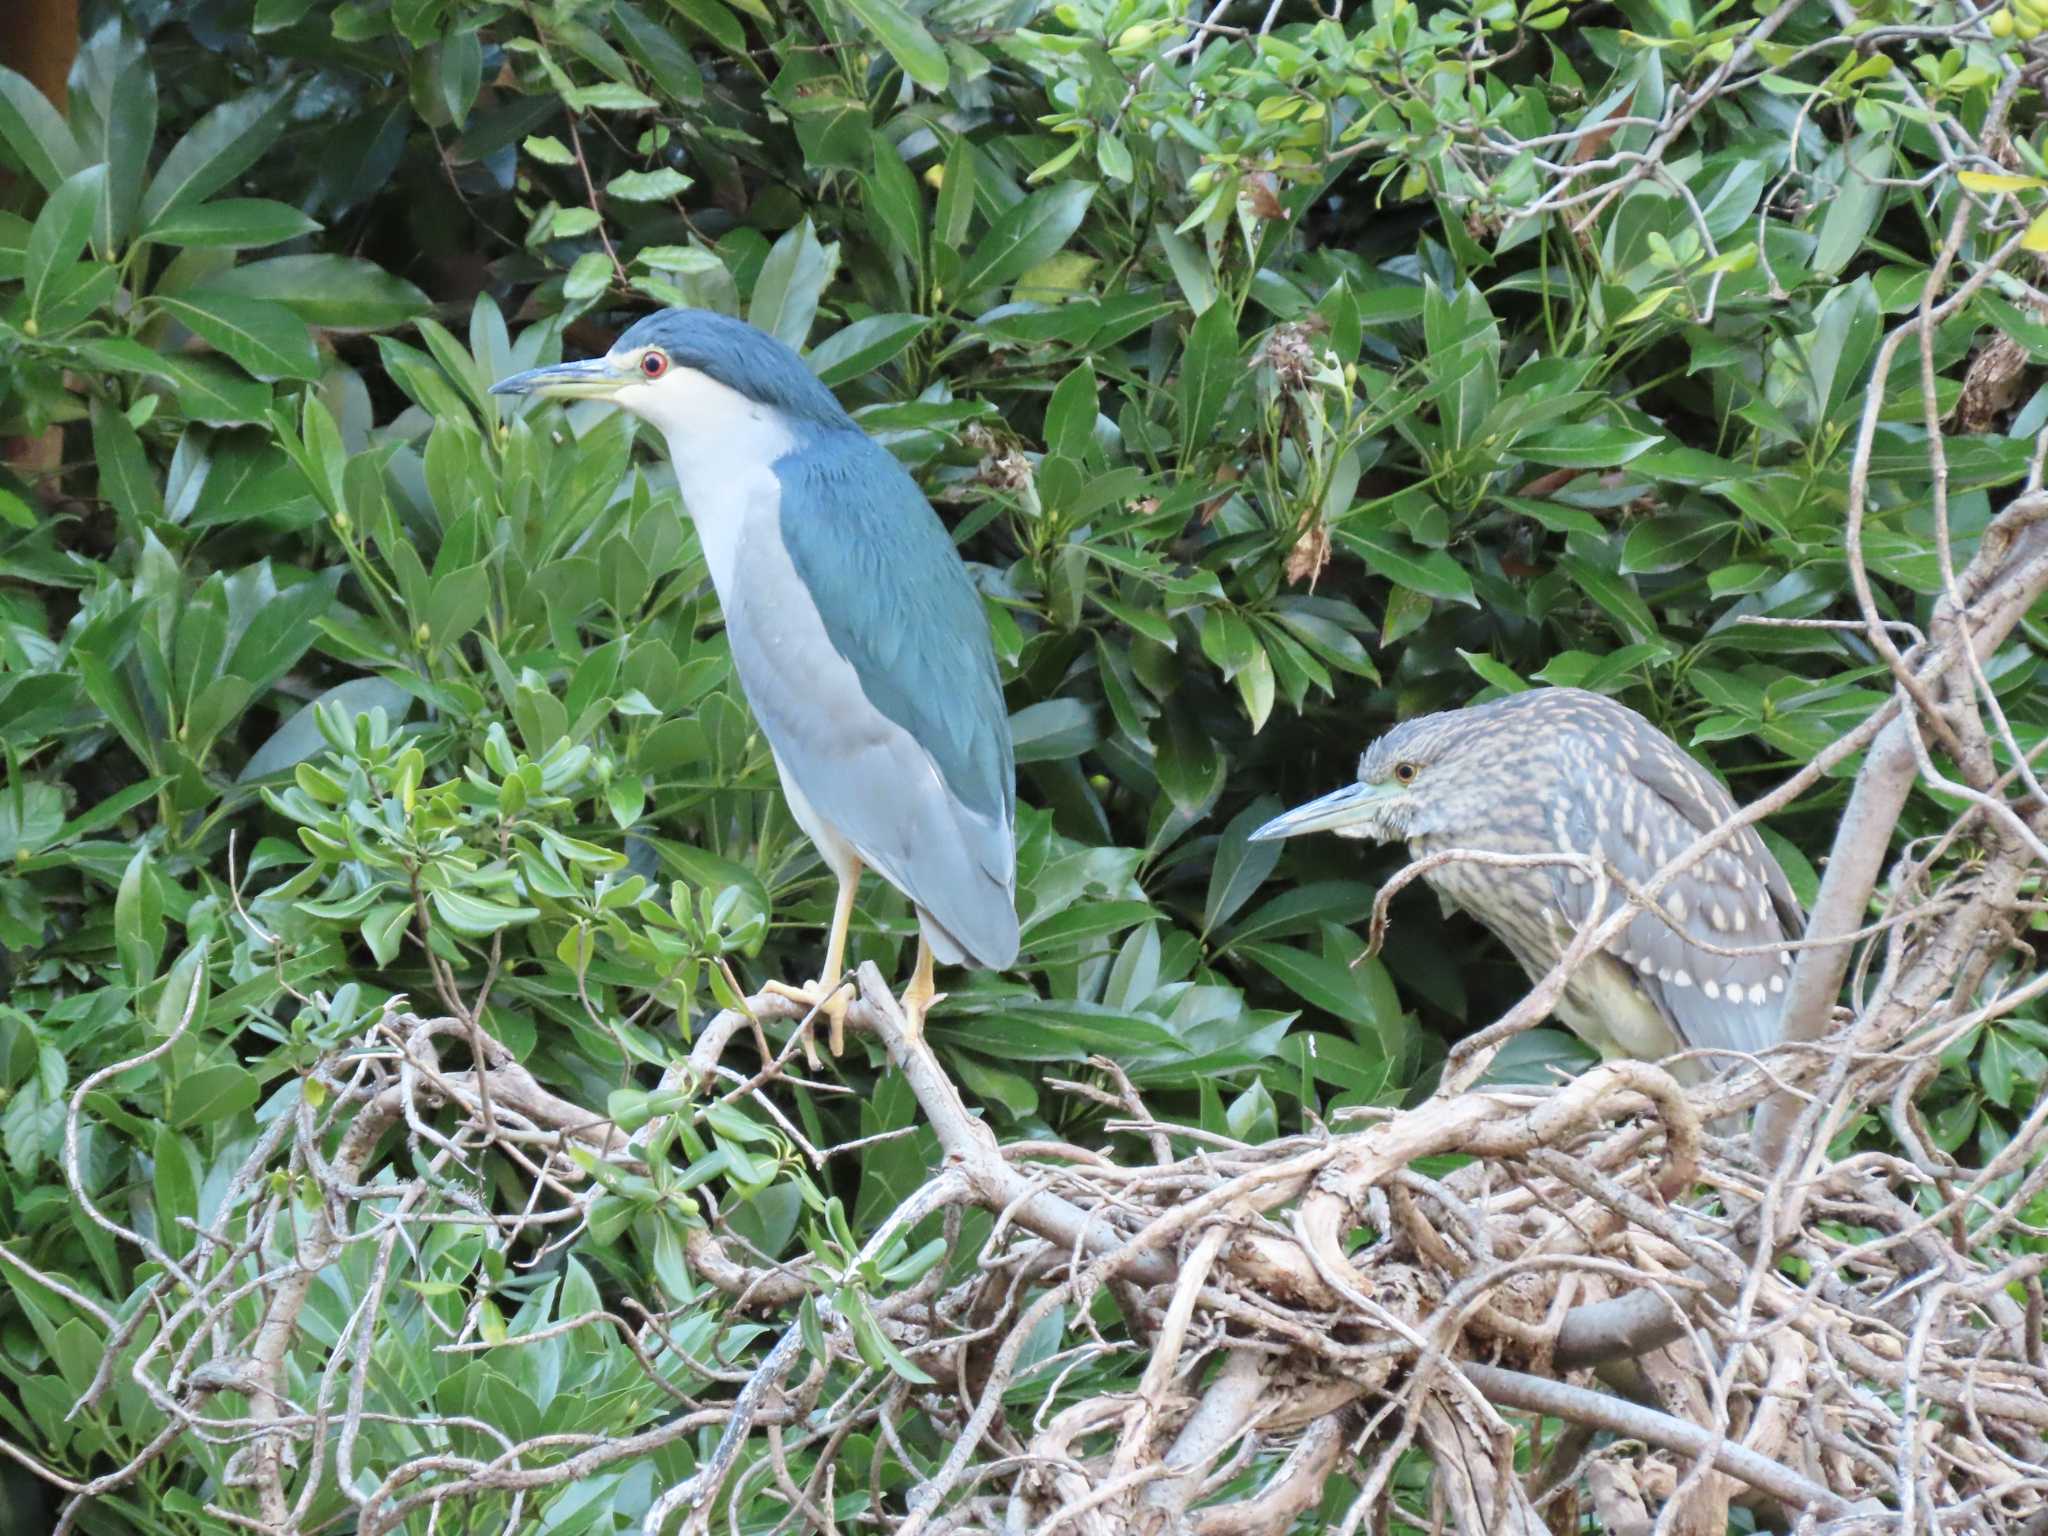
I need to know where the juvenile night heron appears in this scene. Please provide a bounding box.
[492,310,1018,1049]
[1251,687,1801,1072]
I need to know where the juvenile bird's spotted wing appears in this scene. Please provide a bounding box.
[732,431,1018,969]
[1545,710,1801,1059]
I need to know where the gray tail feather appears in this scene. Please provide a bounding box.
[918,891,1019,972]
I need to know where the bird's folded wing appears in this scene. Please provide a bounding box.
[1550,794,1793,1060]
[742,645,1018,970]
[1623,737,1805,938]
[722,441,1018,969]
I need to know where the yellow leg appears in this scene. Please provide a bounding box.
[764,858,860,1054]
[899,934,940,1046]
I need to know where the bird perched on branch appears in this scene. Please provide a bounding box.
[1251,687,1801,1073]
[492,310,1018,1050]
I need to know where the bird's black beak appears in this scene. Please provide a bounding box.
[1249,780,1397,841]
[489,357,633,399]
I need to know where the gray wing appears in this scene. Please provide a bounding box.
[723,520,1018,970]
[1549,735,1801,1059]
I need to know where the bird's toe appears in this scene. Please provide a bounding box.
[763,976,855,1056]
[897,982,943,1047]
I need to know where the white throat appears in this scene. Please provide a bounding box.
[615,366,798,596]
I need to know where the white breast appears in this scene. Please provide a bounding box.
[639,369,797,598]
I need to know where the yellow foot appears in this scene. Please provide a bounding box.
[899,935,940,1049]
[898,982,943,1048]
[762,977,854,1056]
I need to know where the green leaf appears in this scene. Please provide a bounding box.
[1355,284,1426,324]
[153,1125,200,1261]
[1812,134,1891,280]
[1178,300,1239,455]
[153,288,320,380]
[1618,513,1726,575]
[638,243,725,275]
[202,255,430,331]
[548,207,603,240]
[142,198,320,250]
[563,251,613,302]
[115,846,165,991]
[0,66,84,192]
[964,1000,1182,1059]
[167,1064,258,1129]
[393,0,448,44]
[225,569,335,690]
[1044,361,1098,461]
[52,777,167,844]
[0,783,62,861]
[957,181,1095,300]
[253,0,321,26]
[934,136,976,256]
[140,87,292,226]
[1204,799,1284,939]
[156,944,211,1040]
[27,260,119,334]
[1096,131,1134,184]
[430,889,541,938]
[606,167,692,202]
[427,561,491,645]
[1010,698,1099,763]
[807,313,929,386]
[1013,250,1097,305]
[362,903,412,966]
[1335,527,1477,606]
[142,352,275,426]
[1557,556,1659,642]
[564,83,660,112]
[91,397,163,533]
[840,0,950,89]
[606,0,704,102]
[440,29,483,124]
[660,0,748,51]
[1022,901,1158,958]
[74,644,154,770]
[1226,1078,1277,1143]
[1979,1028,2018,1109]
[1516,425,1663,469]
[240,678,414,781]
[748,218,834,350]
[90,49,156,250]
[1239,941,1383,1031]
[1151,702,1225,815]
[1158,226,1217,314]
[844,1289,936,1382]
[0,211,25,282]
[1458,649,1529,693]
[1958,170,2048,193]
[864,137,925,275]
[25,164,108,323]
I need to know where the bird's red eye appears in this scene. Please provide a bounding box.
[640,350,668,379]
[1394,762,1418,783]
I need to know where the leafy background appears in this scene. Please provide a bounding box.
[0,0,2043,1527]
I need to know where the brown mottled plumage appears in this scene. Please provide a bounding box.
[1254,687,1803,1073]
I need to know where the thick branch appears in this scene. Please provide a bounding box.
[1462,1364,1856,1518]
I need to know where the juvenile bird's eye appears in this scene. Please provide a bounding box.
[640,349,669,379]
[1393,762,1418,784]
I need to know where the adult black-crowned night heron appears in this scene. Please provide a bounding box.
[491,310,1018,1049]
[1251,687,1801,1071]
